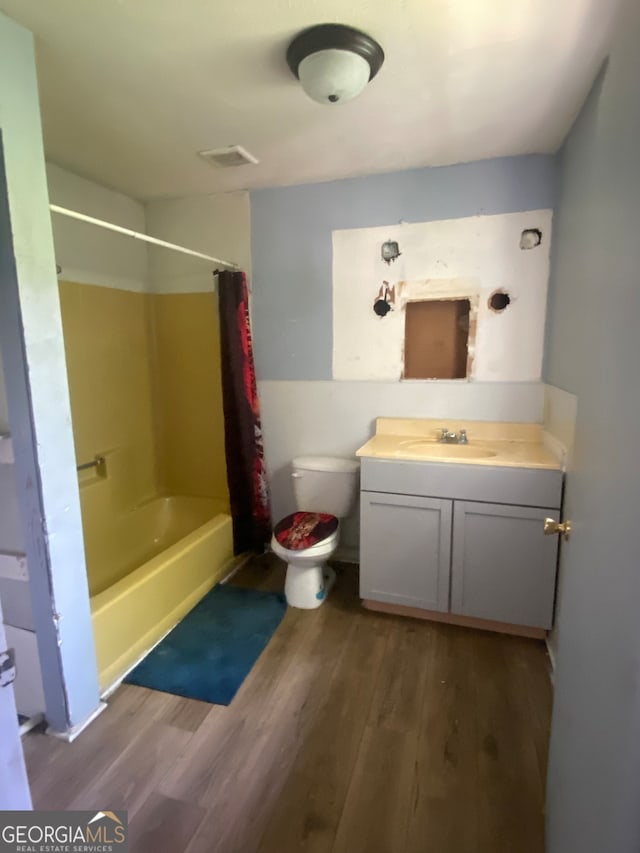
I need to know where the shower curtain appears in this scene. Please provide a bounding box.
[218,270,271,553]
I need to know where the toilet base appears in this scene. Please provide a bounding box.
[284,563,336,610]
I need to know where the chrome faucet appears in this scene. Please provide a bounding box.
[439,428,468,444]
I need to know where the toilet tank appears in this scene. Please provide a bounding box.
[292,456,360,518]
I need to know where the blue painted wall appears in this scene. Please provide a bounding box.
[544,0,640,848]
[251,154,557,380]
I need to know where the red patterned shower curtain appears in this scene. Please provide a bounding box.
[218,271,271,553]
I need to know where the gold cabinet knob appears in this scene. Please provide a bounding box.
[544,518,572,540]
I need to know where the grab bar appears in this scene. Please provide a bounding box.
[77,455,107,477]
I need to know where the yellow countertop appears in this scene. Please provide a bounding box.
[356,418,562,470]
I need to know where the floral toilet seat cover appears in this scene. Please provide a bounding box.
[274,512,338,551]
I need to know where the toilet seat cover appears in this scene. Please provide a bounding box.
[274,512,338,551]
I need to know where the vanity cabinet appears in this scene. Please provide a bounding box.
[360,493,451,612]
[359,459,563,632]
[450,501,559,628]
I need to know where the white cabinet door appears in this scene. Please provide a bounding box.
[360,492,452,611]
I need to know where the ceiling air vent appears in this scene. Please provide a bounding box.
[198,145,259,168]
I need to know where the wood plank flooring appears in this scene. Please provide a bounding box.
[23,555,552,853]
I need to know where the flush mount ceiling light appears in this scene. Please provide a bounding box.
[286,23,384,105]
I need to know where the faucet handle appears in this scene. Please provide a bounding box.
[458,429,468,444]
[439,428,449,442]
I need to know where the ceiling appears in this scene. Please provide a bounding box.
[0,0,621,201]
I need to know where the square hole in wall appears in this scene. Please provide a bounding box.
[403,299,471,379]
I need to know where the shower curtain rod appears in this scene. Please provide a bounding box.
[49,204,239,270]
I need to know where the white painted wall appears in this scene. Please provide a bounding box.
[333,210,552,381]
[260,378,544,557]
[47,166,251,297]
[146,191,251,293]
[47,162,148,291]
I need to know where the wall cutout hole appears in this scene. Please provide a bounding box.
[520,228,542,250]
[489,291,511,312]
[404,299,470,379]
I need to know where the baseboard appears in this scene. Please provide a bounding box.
[46,701,108,743]
[545,636,557,683]
[333,545,359,564]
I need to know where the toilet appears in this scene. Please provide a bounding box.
[271,456,360,609]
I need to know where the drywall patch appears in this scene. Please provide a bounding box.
[489,290,511,312]
[332,209,553,381]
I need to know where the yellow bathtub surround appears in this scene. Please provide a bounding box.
[59,280,158,507]
[151,292,229,504]
[356,417,562,469]
[58,280,233,691]
[59,282,230,513]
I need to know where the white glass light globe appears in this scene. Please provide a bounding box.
[298,49,371,105]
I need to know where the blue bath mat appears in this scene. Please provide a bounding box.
[124,584,287,705]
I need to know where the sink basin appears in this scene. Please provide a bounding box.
[396,440,497,459]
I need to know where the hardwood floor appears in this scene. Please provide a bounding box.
[23,555,552,853]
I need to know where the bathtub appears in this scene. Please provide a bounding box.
[88,495,234,692]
